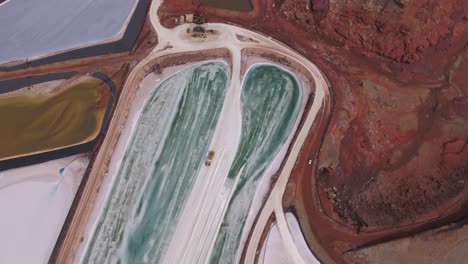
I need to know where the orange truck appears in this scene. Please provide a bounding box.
[205,150,215,166]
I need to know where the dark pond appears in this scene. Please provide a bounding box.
[200,0,252,12]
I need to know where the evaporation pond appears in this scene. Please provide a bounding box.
[0,0,136,63]
[200,0,252,12]
[0,77,110,160]
[84,62,229,263]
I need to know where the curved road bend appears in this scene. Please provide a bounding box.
[52,0,330,263]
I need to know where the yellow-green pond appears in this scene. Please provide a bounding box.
[0,77,110,160]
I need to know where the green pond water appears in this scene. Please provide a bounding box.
[83,62,302,264]
[83,62,228,263]
[210,64,302,263]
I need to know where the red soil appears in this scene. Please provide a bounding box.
[159,0,468,262]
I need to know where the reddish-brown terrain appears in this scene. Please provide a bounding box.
[2,0,464,262]
[159,0,468,262]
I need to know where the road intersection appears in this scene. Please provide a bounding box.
[54,0,330,263]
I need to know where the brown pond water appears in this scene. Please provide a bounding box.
[200,0,252,12]
[0,77,110,160]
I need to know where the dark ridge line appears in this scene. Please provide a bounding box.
[345,207,468,254]
[92,71,117,137]
[0,71,77,94]
[0,0,151,72]
[0,72,116,172]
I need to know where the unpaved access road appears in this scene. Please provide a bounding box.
[52,0,331,263]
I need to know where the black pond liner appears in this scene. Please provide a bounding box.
[0,0,152,72]
[0,72,116,171]
[0,71,77,94]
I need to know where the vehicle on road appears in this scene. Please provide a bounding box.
[205,150,215,166]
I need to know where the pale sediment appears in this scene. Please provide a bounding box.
[83,61,229,263]
[210,63,303,263]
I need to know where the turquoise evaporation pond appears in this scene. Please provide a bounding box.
[210,64,302,263]
[83,62,228,263]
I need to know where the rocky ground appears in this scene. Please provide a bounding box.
[278,0,468,231]
[160,0,467,262]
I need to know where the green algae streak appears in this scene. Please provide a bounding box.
[84,62,228,263]
[210,64,302,263]
[0,78,110,160]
